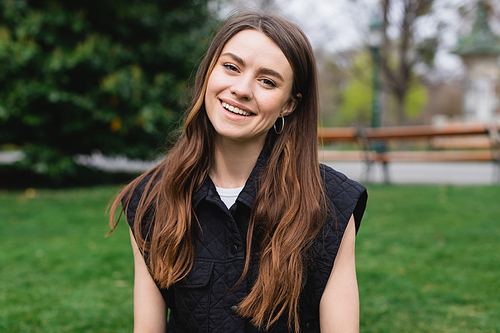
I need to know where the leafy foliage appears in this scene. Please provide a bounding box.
[332,50,428,127]
[379,0,437,125]
[0,0,217,180]
[396,78,428,120]
[335,51,373,127]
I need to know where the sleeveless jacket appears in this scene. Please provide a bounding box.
[125,147,367,333]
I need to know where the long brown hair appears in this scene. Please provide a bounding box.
[109,11,326,332]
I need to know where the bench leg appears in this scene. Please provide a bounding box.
[382,160,390,184]
[362,159,390,183]
[362,159,373,182]
[493,159,500,183]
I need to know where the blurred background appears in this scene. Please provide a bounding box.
[1,0,499,332]
[1,0,499,185]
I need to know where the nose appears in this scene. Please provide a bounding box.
[230,75,253,100]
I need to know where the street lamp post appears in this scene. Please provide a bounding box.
[367,12,390,182]
[368,12,383,129]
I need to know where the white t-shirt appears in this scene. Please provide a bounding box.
[215,186,244,209]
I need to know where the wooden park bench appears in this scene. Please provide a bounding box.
[318,123,500,183]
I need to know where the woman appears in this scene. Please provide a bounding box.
[109,11,367,333]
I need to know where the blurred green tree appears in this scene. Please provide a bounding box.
[0,0,216,180]
[379,0,436,125]
[319,50,428,128]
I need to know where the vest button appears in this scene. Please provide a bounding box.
[230,305,238,315]
[230,244,239,254]
[306,321,317,330]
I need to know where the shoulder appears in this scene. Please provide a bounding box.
[319,163,367,233]
[312,164,367,272]
[122,173,156,230]
[301,165,367,309]
[298,164,367,304]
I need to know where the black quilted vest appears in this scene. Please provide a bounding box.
[125,148,367,333]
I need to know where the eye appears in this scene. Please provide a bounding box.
[223,63,239,72]
[260,78,277,88]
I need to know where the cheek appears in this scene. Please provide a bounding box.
[205,76,220,110]
[259,94,290,117]
[206,69,226,95]
[205,75,216,98]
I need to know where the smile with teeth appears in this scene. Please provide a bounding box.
[221,101,252,116]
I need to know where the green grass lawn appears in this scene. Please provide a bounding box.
[0,186,133,332]
[1,184,499,332]
[357,185,500,333]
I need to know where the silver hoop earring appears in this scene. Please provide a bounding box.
[273,116,285,134]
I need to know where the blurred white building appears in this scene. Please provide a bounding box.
[455,1,500,123]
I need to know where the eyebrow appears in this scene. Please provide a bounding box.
[220,52,285,82]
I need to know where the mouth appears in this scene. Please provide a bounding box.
[221,101,252,117]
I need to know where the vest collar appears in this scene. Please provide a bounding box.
[192,145,271,210]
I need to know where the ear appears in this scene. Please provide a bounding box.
[281,93,302,117]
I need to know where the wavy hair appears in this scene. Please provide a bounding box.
[109,11,326,333]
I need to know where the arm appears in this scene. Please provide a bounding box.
[130,229,168,333]
[319,215,359,333]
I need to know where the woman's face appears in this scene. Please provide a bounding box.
[204,29,296,146]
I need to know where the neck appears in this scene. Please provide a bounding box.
[209,136,265,188]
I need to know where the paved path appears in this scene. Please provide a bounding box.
[2,151,498,185]
[323,161,499,185]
